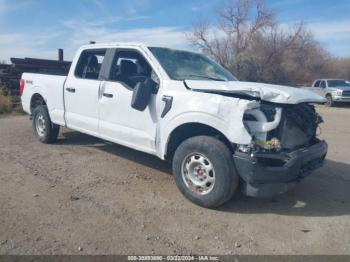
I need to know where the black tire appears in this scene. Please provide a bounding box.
[326,94,334,107]
[172,136,238,208]
[32,105,59,143]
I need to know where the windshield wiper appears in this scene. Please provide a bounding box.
[186,74,226,81]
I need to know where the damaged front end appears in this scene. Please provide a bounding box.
[234,102,328,198]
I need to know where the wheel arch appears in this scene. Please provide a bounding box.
[163,122,235,161]
[30,93,47,114]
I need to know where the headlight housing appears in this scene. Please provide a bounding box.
[332,90,342,96]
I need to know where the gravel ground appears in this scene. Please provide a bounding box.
[0,106,349,255]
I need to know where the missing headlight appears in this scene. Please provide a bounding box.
[243,104,282,142]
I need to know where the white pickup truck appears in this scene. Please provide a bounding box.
[308,79,350,106]
[21,43,328,208]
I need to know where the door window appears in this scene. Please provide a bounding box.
[75,49,106,80]
[320,81,326,88]
[313,80,321,87]
[108,50,158,89]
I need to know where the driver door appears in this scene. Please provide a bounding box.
[98,48,159,154]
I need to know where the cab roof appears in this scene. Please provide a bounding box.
[80,42,149,49]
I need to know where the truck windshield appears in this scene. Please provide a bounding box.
[327,80,350,87]
[148,47,236,81]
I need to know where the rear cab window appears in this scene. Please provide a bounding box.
[313,80,321,87]
[75,49,107,80]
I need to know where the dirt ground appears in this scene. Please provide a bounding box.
[0,105,349,255]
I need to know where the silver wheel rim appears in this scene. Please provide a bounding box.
[181,153,215,195]
[35,113,46,137]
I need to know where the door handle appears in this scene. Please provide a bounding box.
[103,93,113,98]
[66,87,76,93]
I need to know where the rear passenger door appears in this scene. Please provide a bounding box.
[64,49,107,136]
[319,80,327,96]
[311,80,322,95]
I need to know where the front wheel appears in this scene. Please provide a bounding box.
[32,105,59,143]
[326,94,334,107]
[172,136,238,208]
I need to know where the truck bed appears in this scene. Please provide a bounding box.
[21,73,67,126]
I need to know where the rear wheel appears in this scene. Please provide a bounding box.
[326,94,334,107]
[172,136,238,208]
[32,105,59,143]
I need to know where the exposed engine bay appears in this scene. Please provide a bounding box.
[233,102,327,197]
[243,103,323,153]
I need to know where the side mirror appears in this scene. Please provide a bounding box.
[131,78,157,111]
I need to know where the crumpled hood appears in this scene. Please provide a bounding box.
[185,80,326,104]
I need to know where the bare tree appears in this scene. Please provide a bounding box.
[188,0,275,78]
[188,0,350,85]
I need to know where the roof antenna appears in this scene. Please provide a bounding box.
[89,41,96,44]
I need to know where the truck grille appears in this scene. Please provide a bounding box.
[342,90,350,97]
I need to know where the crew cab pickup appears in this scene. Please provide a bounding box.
[308,79,350,106]
[21,43,328,208]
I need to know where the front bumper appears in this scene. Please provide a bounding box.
[333,95,350,102]
[233,140,328,198]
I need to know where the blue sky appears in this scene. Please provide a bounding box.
[0,0,350,62]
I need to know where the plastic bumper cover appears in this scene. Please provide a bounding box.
[333,95,350,102]
[233,140,328,198]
